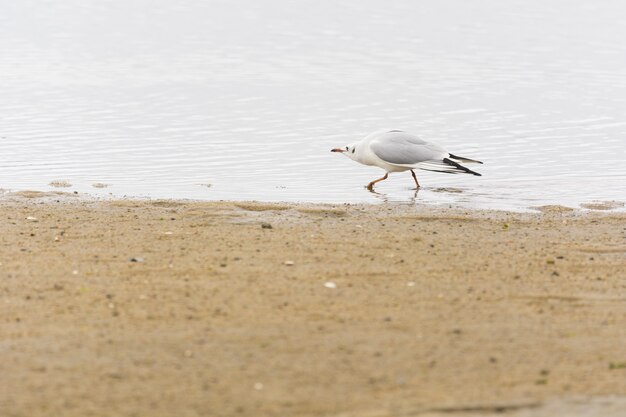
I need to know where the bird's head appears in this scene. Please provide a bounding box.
[331,143,358,160]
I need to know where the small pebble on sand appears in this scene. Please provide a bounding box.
[324,281,337,289]
[284,261,294,266]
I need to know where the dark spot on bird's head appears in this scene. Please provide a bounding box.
[352,148,355,154]
[345,146,349,151]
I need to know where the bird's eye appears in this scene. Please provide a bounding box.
[352,148,355,154]
[345,146,349,150]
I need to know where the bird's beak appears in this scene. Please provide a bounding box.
[331,148,345,153]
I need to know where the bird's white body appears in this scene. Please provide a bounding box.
[347,133,410,173]
[332,129,482,189]
[347,129,448,173]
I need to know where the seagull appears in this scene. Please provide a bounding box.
[331,129,483,190]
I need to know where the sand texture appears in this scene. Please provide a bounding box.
[1,195,625,416]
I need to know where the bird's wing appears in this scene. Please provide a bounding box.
[369,131,447,165]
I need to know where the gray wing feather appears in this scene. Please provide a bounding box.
[370,131,447,165]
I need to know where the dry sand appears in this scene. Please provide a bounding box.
[1,192,625,417]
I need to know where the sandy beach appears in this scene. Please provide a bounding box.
[1,192,625,417]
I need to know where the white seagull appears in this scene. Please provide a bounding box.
[331,129,483,190]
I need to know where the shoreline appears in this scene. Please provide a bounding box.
[1,193,625,416]
[3,188,626,215]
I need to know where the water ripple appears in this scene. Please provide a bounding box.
[1,0,625,211]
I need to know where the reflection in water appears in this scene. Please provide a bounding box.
[368,188,420,205]
[0,0,625,211]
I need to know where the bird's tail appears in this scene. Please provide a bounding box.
[412,158,482,176]
[448,153,483,164]
[443,158,482,176]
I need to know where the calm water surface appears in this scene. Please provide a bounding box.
[1,0,625,211]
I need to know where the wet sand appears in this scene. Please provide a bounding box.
[1,192,625,416]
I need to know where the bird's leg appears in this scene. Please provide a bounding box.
[410,170,421,189]
[367,173,388,191]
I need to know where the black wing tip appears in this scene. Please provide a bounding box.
[443,158,482,176]
[448,153,484,164]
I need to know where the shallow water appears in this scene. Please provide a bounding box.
[1,0,625,211]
